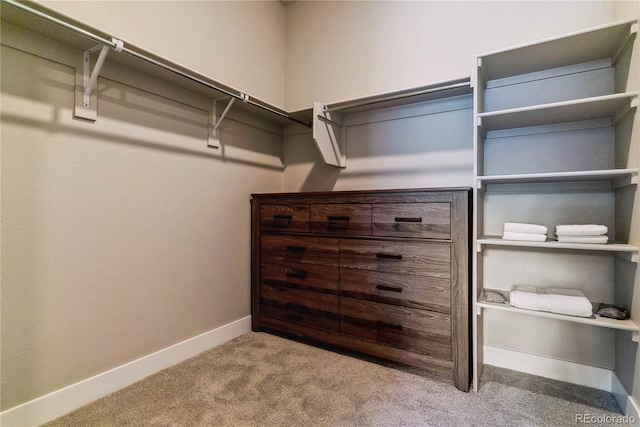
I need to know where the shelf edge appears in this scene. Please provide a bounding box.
[477,300,639,333]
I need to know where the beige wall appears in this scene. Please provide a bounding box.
[40,0,287,108]
[284,0,616,111]
[1,23,283,410]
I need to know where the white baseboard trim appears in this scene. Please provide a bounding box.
[1,316,252,427]
[612,373,640,423]
[484,345,613,392]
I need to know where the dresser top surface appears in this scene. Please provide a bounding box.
[251,187,472,200]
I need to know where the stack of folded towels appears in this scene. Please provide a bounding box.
[502,222,547,242]
[555,224,608,244]
[510,285,593,318]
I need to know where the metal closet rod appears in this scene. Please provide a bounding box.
[2,0,312,128]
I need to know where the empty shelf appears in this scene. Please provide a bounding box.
[477,92,638,131]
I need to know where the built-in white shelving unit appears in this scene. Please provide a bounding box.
[473,18,639,392]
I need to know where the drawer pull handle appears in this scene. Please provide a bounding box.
[286,245,307,253]
[376,284,403,293]
[272,214,292,227]
[377,321,403,331]
[376,253,403,260]
[395,217,422,223]
[327,215,350,228]
[286,270,308,280]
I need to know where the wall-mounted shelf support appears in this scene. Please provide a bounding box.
[83,44,109,108]
[612,22,638,66]
[208,93,249,148]
[613,95,638,125]
[74,38,123,121]
[313,102,346,168]
[208,95,248,148]
[474,57,486,88]
[84,39,124,108]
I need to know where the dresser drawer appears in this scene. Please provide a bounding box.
[339,240,450,278]
[262,235,339,266]
[340,298,451,359]
[262,261,339,292]
[372,203,450,239]
[340,268,450,313]
[310,204,371,235]
[261,204,309,232]
[261,284,339,332]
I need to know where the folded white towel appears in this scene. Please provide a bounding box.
[557,235,608,244]
[504,222,548,235]
[510,285,593,318]
[509,285,541,309]
[555,224,608,236]
[502,231,547,242]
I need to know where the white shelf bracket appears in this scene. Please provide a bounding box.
[75,38,123,121]
[476,116,487,139]
[613,95,638,125]
[476,242,483,253]
[612,170,638,188]
[209,97,238,148]
[473,57,485,88]
[313,102,346,168]
[615,251,638,264]
[208,94,248,148]
[612,22,638,66]
[632,331,639,343]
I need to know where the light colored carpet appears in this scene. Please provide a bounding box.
[43,331,623,426]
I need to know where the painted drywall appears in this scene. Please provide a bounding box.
[0,24,283,410]
[284,0,616,111]
[38,0,286,108]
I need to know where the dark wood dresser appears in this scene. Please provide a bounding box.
[250,188,471,391]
